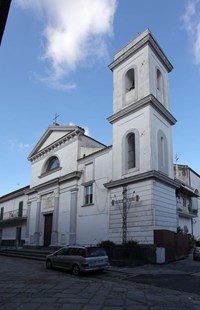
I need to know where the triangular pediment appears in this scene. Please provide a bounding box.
[28,125,84,160]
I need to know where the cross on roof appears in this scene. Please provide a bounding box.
[53,113,60,125]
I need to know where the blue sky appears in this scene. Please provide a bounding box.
[0,0,200,196]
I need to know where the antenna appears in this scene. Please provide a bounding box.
[175,153,179,164]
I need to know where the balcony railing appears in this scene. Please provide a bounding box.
[177,204,197,217]
[0,209,27,226]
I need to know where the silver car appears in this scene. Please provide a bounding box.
[45,245,110,275]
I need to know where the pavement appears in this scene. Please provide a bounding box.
[110,253,200,276]
[1,254,200,309]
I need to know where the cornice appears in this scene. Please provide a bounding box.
[29,128,84,162]
[78,145,112,163]
[104,170,179,189]
[107,94,177,125]
[109,29,173,72]
[26,171,82,194]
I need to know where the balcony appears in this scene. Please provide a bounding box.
[177,205,197,218]
[0,209,27,227]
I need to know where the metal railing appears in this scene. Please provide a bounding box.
[177,204,198,216]
[0,209,27,221]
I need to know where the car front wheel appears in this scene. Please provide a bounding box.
[72,264,80,276]
[46,260,52,269]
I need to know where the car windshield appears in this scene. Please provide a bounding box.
[87,247,106,257]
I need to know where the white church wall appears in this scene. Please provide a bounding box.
[108,179,177,244]
[112,45,150,114]
[112,106,152,180]
[27,198,38,245]
[76,150,112,244]
[76,213,108,245]
[153,181,177,231]
[78,135,106,159]
[39,131,71,151]
[30,139,79,188]
[148,47,170,109]
[151,109,174,178]
[58,184,73,246]
[109,180,155,244]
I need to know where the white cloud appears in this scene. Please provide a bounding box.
[16,0,117,90]
[9,139,31,151]
[18,143,31,150]
[69,122,90,136]
[83,127,90,136]
[181,0,200,65]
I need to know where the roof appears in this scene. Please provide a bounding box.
[108,28,173,73]
[0,185,30,202]
[28,125,85,161]
[28,124,108,163]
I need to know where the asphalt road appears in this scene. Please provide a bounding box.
[1,255,200,309]
[123,255,200,295]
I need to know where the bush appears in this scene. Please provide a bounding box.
[122,240,139,248]
[97,240,116,248]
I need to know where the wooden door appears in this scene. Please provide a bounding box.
[44,213,53,247]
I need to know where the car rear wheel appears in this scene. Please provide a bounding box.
[46,260,52,269]
[72,264,80,276]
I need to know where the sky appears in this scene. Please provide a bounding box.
[0,0,200,196]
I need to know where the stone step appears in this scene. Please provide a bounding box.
[0,248,54,261]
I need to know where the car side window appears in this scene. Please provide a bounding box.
[67,248,77,255]
[57,248,69,256]
[77,248,84,256]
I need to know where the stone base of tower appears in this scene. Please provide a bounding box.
[106,171,178,245]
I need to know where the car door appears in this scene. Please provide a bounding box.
[63,247,78,269]
[52,248,69,269]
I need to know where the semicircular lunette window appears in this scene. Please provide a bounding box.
[46,156,60,172]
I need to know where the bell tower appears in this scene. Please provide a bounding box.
[105,29,178,244]
[108,29,176,181]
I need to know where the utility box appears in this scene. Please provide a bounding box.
[156,247,165,264]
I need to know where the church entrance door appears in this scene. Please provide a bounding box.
[44,213,53,247]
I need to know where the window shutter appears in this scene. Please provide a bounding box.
[18,201,23,217]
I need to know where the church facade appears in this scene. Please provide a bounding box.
[0,30,200,248]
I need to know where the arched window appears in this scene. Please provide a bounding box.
[156,68,164,105]
[123,129,139,173]
[157,130,168,174]
[46,156,60,172]
[125,68,135,93]
[127,133,136,169]
[156,69,162,91]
